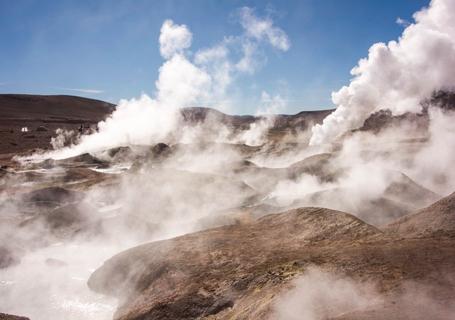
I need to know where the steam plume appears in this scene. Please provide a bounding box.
[310,0,455,145]
[41,8,290,159]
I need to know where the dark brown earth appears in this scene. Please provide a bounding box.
[0,94,114,120]
[0,313,30,320]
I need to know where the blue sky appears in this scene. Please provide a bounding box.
[0,0,429,114]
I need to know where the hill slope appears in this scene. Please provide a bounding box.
[87,201,455,320]
[88,208,381,320]
[385,191,455,237]
[0,94,115,156]
[0,94,114,121]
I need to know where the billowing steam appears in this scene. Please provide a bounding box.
[238,91,287,146]
[42,8,290,160]
[310,0,455,145]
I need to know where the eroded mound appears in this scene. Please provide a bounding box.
[87,201,455,320]
[88,207,381,320]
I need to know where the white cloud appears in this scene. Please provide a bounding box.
[195,7,291,79]
[159,19,192,59]
[396,17,411,27]
[235,40,260,74]
[194,45,232,101]
[194,45,229,65]
[239,7,290,51]
[58,87,104,94]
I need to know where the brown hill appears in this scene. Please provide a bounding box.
[87,207,381,320]
[291,188,415,226]
[87,204,455,320]
[0,94,114,121]
[0,94,114,156]
[385,191,455,237]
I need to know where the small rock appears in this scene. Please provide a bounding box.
[36,126,48,132]
[0,247,19,269]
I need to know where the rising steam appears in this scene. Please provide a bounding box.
[310,0,455,145]
[42,8,290,160]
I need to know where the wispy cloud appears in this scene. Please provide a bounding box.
[238,7,291,51]
[56,87,104,94]
[396,17,411,27]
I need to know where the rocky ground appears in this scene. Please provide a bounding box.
[89,202,455,320]
[0,94,454,319]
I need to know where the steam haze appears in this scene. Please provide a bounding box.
[1,1,455,320]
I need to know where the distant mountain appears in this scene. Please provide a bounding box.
[0,94,332,155]
[0,94,332,128]
[0,94,115,155]
[181,107,333,131]
[2,90,453,140]
[0,94,114,122]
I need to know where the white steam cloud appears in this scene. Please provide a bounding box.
[310,0,455,145]
[159,20,193,59]
[39,7,290,159]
